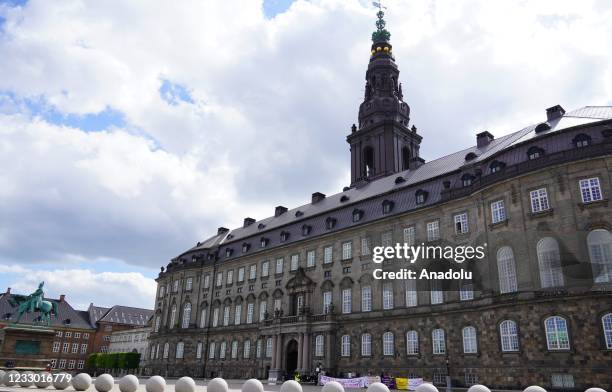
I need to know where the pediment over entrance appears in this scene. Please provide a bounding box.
[285,268,315,292]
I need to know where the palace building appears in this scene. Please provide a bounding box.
[146,10,612,390]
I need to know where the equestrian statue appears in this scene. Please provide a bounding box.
[8,282,58,326]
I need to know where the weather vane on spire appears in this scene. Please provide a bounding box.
[371,1,391,42]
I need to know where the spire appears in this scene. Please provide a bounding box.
[371,4,391,43]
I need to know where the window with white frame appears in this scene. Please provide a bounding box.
[209,342,216,359]
[196,342,202,359]
[256,339,262,358]
[405,279,417,307]
[587,229,612,283]
[72,343,78,353]
[342,288,352,314]
[403,226,416,246]
[324,246,333,264]
[361,286,372,312]
[580,177,602,203]
[234,304,242,325]
[231,341,238,358]
[249,265,257,279]
[247,303,254,324]
[460,282,474,301]
[52,342,60,353]
[216,273,223,287]
[406,330,419,354]
[68,360,75,369]
[80,344,87,354]
[219,341,226,359]
[601,313,612,349]
[381,230,393,247]
[551,374,575,389]
[244,340,251,358]
[51,359,57,369]
[182,303,191,328]
[203,274,210,289]
[265,338,273,357]
[315,335,324,356]
[342,241,352,260]
[383,332,394,356]
[258,300,267,321]
[176,342,184,359]
[323,291,332,314]
[454,213,469,234]
[59,359,66,369]
[383,282,394,309]
[276,258,284,273]
[361,237,371,256]
[432,329,446,354]
[297,295,304,312]
[341,335,351,357]
[497,247,518,293]
[262,261,269,277]
[163,342,169,359]
[62,342,69,353]
[74,332,81,339]
[307,250,316,267]
[199,308,207,328]
[361,333,371,356]
[83,333,89,339]
[537,237,564,288]
[430,281,443,304]
[290,254,299,271]
[462,326,478,353]
[530,188,550,213]
[545,316,570,350]
[226,270,233,285]
[491,200,506,224]
[77,360,84,370]
[212,307,219,327]
[238,267,245,282]
[427,221,440,241]
[186,277,193,291]
[500,320,519,352]
[223,306,230,326]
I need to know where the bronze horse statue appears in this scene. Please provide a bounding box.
[8,282,58,326]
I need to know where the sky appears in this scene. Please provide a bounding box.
[0,0,611,310]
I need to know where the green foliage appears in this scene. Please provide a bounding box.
[86,353,98,369]
[90,352,140,370]
[125,352,141,369]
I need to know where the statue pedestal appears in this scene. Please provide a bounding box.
[0,324,55,370]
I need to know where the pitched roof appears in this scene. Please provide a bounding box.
[97,305,153,327]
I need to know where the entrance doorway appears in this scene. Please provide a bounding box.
[286,339,298,375]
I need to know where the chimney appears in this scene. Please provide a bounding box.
[243,218,256,228]
[546,105,565,121]
[275,206,288,217]
[6,287,10,294]
[476,131,494,148]
[217,227,229,235]
[59,294,65,302]
[409,157,425,170]
[311,192,326,204]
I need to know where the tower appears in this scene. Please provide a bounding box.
[347,7,422,186]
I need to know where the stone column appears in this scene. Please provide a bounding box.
[275,334,282,370]
[297,333,304,371]
[302,333,310,372]
[325,333,332,369]
[271,335,277,369]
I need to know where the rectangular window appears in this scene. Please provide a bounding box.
[234,304,242,325]
[196,342,202,359]
[212,308,219,327]
[290,254,299,271]
[342,241,352,260]
[52,342,60,353]
[244,340,251,358]
[530,188,550,213]
[324,246,333,264]
[65,332,71,338]
[580,177,602,203]
[77,360,84,370]
[460,283,474,301]
[238,267,245,282]
[266,338,273,358]
[51,359,57,369]
[405,279,417,307]
[383,282,394,309]
[256,340,262,358]
[491,200,506,224]
[68,360,75,369]
[223,306,230,326]
[307,250,316,267]
[276,258,284,274]
[83,333,89,340]
[551,374,575,388]
[219,342,226,359]
[259,301,267,321]
[247,303,254,324]
[62,343,69,353]
[262,261,269,277]
[80,344,87,354]
[209,342,216,359]
[323,291,332,314]
[342,288,352,314]
[173,280,179,292]
[274,298,282,311]
[72,343,78,353]
[403,226,416,246]
[186,277,193,290]
[361,286,372,312]
[231,341,238,358]
[249,265,257,280]
[56,331,62,337]
[427,221,440,241]
[431,282,444,304]
[361,237,371,256]
[74,332,81,339]
[454,212,469,234]
[216,273,223,287]
[226,270,233,285]
[203,274,210,289]
[59,359,66,369]
[381,230,393,247]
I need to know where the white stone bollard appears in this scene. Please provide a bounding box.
[20,371,36,387]
[280,380,302,392]
[585,389,607,392]
[94,373,115,392]
[146,376,166,392]
[367,382,390,392]
[4,370,19,387]
[242,379,264,392]
[468,385,491,392]
[119,375,139,392]
[415,383,439,392]
[524,386,547,392]
[53,373,72,390]
[322,381,345,392]
[0,370,5,386]
[72,373,93,391]
[36,372,53,389]
[208,378,229,392]
[176,377,196,392]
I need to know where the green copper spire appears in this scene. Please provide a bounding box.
[371,5,391,42]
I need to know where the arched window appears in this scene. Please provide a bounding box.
[500,320,519,352]
[383,332,394,356]
[176,342,184,359]
[363,146,375,177]
[537,237,564,288]
[527,146,544,160]
[462,174,474,187]
[244,340,251,358]
[383,282,394,309]
[573,133,591,148]
[315,335,324,357]
[341,335,351,357]
[199,307,207,328]
[181,303,191,329]
[545,316,570,350]
[432,329,445,354]
[154,316,161,332]
[209,342,216,359]
[602,313,612,349]
[497,247,518,293]
[402,147,411,170]
[169,304,177,328]
[231,341,238,358]
[163,342,169,359]
[462,326,477,353]
[587,229,612,283]
[219,341,226,359]
[490,160,506,174]
[234,304,242,325]
[406,330,419,354]
[361,333,372,356]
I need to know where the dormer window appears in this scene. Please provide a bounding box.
[490,160,505,174]
[527,146,544,160]
[295,210,303,217]
[462,174,474,187]
[415,190,428,205]
[340,195,349,202]
[225,248,233,258]
[395,176,405,184]
[382,200,394,214]
[302,225,312,236]
[260,238,269,248]
[535,122,551,133]
[227,234,234,240]
[352,209,364,222]
[280,231,290,242]
[207,254,214,261]
[257,223,266,230]
[573,133,591,148]
[325,217,337,230]
[465,152,477,161]
[242,243,251,253]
